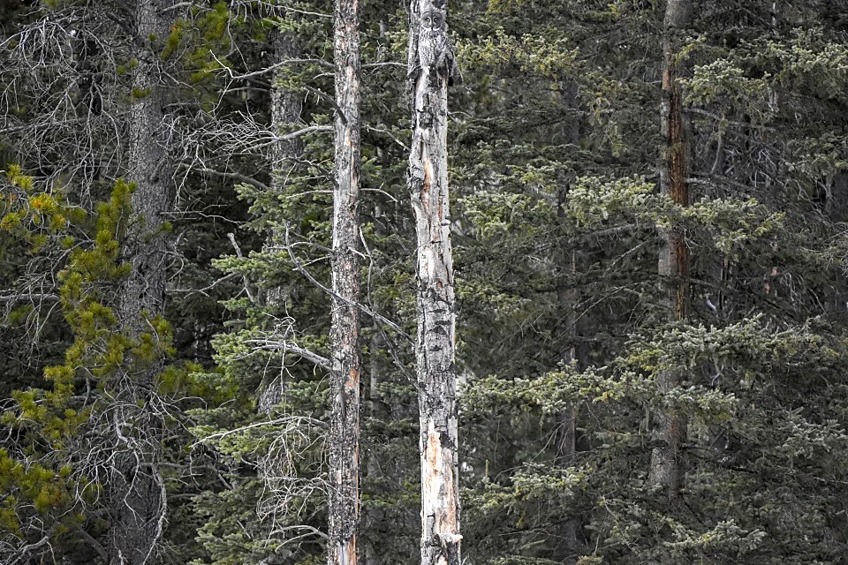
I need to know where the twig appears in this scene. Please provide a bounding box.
[284,224,412,342]
[193,416,328,447]
[226,233,257,304]
[210,51,333,81]
[246,339,332,371]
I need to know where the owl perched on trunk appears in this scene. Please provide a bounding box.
[413,0,461,86]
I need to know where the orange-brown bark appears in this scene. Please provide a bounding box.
[649,0,692,501]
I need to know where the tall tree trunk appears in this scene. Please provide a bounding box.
[257,28,304,414]
[649,0,692,500]
[328,0,362,562]
[408,1,461,563]
[107,0,175,563]
[556,248,582,563]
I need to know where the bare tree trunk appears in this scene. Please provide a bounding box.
[556,249,582,564]
[107,1,175,563]
[257,28,304,414]
[408,1,461,563]
[327,0,362,562]
[649,0,692,501]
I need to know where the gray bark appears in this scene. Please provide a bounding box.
[257,29,305,414]
[649,0,692,501]
[557,250,581,563]
[408,1,461,564]
[328,0,362,562]
[107,1,175,563]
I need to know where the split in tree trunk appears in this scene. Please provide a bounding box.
[408,1,461,563]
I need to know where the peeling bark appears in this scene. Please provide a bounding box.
[328,0,362,562]
[649,0,692,501]
[408,1,461,564]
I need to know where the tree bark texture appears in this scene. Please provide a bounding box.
[408,1,461,563]
[258,29,305,414]
[107,1,175,563]
[649,0,692,501]
[328,0,362,562]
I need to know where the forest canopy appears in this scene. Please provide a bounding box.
[2,0,848,564]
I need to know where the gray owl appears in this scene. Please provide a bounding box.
[413,4,461,86]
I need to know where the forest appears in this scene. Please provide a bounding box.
[2,0,848,564]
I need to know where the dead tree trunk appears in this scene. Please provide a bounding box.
[107,0,175,563]
[407,0,462,563]
[649,0,692,501]
[327,0,362,562]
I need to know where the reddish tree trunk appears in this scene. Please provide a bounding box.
[649,0,692,501]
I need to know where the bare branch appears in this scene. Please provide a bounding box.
[226,233,257,304]
[283,224,412,341]
[210,50,333,81]
[246,339,332,371]
[193,416,328,447]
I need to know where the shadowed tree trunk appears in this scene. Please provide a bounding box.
[327,0,362,562]
[107,0,175,562]
[649,0,693,501]
[257,28,304,415]
[407,0,461,563]
[555,88,586,559]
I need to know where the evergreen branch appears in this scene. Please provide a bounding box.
[284,224,413,342]
[226,233,257,304]
[191,167,270,191]
[192,416,328,447]
[270,524,330,542]
[360,225,417,383]
[301,85,349,125]
[364,124,410,151]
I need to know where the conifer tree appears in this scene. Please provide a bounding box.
[649,0,693,501]
[257,27,305,414]
[103,1,177,562]
[5,1,848,564]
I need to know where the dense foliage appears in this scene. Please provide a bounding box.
[2,0,848,564]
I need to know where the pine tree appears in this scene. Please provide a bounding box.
[648,0,693,502]
[104,2,177,561]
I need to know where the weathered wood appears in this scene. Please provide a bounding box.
[328,0,362,562]
[408,1,461,563]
